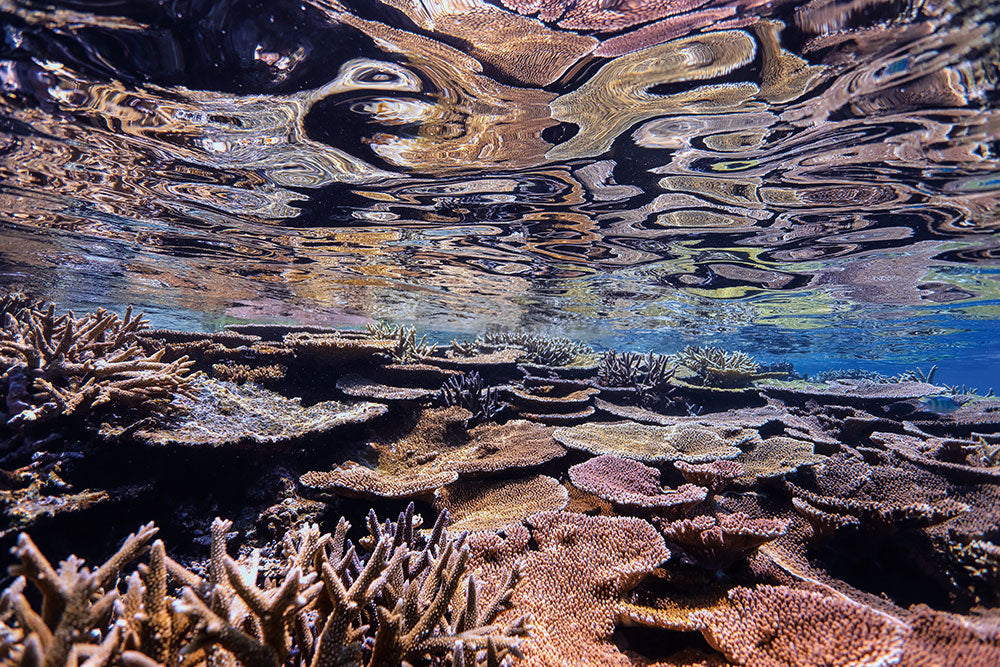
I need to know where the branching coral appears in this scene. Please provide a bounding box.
[439,372,504,424]
[597,349,675,390]
[676,345,781,388]
[0,305,194,430]
[1,507,529,667]
[472,330,594,368]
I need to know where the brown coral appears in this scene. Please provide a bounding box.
[482,511,671,666]
[733,435,826,486]
[568,454,707,512]
[1,510,528,667]
[674,459,745,497]
[694,585,906,667]
[299,406,564,501]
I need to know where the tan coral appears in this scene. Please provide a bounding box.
[1,509,528,667]
[299,406,565,501]
[655,513,790,567]
[674,460,744,498]
[554,420,747,463]
[482,511,671,667]
[435,475,569,533]
[733,435,826,486]
[115,375,386,449]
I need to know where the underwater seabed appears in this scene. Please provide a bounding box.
[2,294,1000,666]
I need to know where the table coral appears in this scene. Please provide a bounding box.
[568,454,707,513]
[694,585,906,667]
[481,511,671,667]
[434,475,569,533]
[115,375,386,449]
[674,460,744,498]
[733,435,827,486]
[299,406,565,501]
[554,420,747,463]
[656,513,790,568]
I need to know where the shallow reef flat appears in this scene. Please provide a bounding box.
[3,298,1000,666]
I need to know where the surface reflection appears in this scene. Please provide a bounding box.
[0,0,998,373]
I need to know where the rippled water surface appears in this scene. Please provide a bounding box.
[1,0,999,385]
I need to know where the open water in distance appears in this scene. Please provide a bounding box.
[0,0,998,389]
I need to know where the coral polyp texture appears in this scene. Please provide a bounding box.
[2,314,1000,666]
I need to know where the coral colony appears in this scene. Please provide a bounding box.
[1,296,999,666]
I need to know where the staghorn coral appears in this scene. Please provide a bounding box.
[655,513,790,568]
[676,345,782,388]
[568,454,707,513]
[370,324,438,364]
[0,290,49,320]
[553,420,748,463]
[439,372,504,424]
[473,330,594,368]
[111,375,386,449]
[1,509,529,667]
[434,475,569,534]
[1,305,194,430]
[597,349,675,391]
[299,407,565,501]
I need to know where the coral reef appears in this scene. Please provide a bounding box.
[3,313,999,667]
